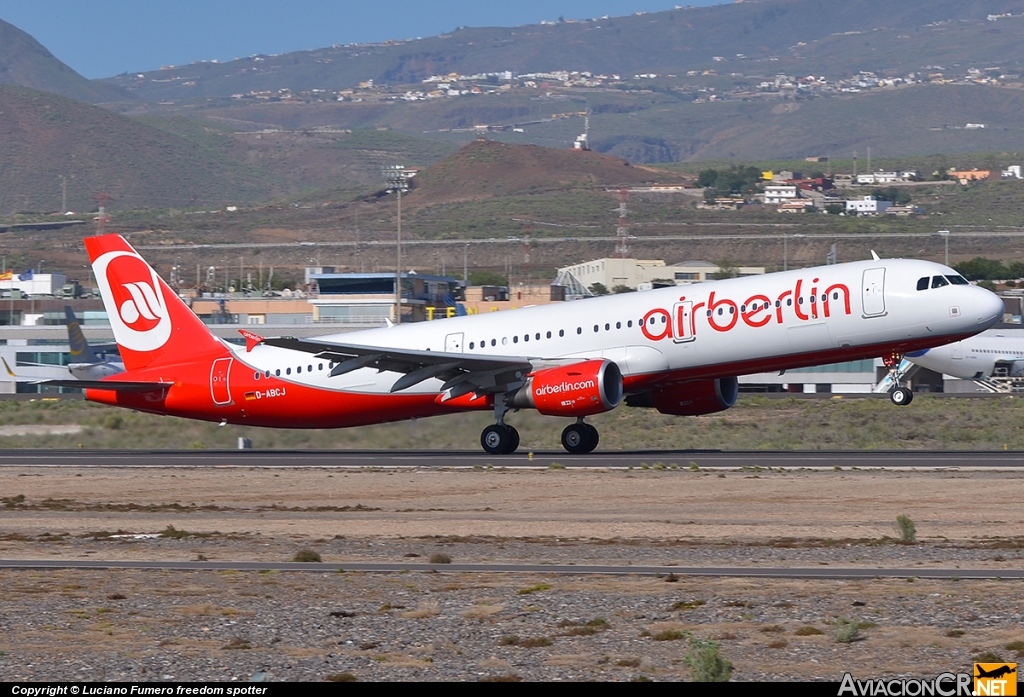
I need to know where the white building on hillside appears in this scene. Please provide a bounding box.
[556,259,764,292]
[846,196,892,215]
[763,185,798,204]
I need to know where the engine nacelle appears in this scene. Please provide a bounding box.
[511,359,623,417]
[625,376,739,416]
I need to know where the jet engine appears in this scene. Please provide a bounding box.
[511,359,623,417]
[625,376,739,416]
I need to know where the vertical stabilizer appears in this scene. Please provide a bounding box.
[84,234,226,371]
[65,305,101,363]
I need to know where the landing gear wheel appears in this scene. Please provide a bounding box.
[890,387,913,406]
[561,423,598,454]
[507,426,520,453]
[479,421,512,454]
[481,424,514,455]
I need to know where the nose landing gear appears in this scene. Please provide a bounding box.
[883,350,914,406]
[561,418,599,454]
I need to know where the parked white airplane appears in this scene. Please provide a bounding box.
[65,305,125,380]
[72,235,1003,454]
[906,330,1024,380]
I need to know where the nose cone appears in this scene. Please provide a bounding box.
[973,288,1004,328]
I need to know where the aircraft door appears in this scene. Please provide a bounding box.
[673,301,695,343]
[210,357,233,406]
[861,268,887,317]
[444,333,464,353]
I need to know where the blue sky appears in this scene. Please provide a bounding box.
[0,1,724,79]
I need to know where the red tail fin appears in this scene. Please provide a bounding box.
[85,234,226,372]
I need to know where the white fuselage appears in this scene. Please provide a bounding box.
[907,330,1024,379]
[234,258,1004,395]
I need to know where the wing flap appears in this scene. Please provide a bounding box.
[262,337,533,395]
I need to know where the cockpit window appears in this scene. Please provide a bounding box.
[946,275,969,285]
[931,275,949,289]
[916,277,929,291]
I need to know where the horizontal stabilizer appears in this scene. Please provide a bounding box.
[35,379,173,393]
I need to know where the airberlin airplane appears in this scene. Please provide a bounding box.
[63,234,1003,454]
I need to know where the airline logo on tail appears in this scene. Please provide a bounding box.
[92,249,171,352]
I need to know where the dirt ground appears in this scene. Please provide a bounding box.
[1,466,1023,682]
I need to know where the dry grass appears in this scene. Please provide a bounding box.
[401,601,440,619]
[460,604,504,620]
[12,394,1024,451]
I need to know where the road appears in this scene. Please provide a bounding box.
[0,558,1018,580]
[0,448,1020,468]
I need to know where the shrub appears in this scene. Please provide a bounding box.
[834,617,860,643]
[652,629,685,641]
[158,525,190,539]
[429,552,452,564]
[794,626,825,636]
[686,637,734,682]
[895,515,917,543]
[293,549,322,563]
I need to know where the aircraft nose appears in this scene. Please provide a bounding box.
[973,288,1004,327]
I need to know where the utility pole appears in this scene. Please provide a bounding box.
[61,176,67,213]
[383,165,410,324]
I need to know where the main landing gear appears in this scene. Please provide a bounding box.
[561,418,599,455]
[478,402,601,455]
[480,399,520,455]
[883,350,914,406]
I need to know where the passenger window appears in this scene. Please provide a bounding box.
[524,334,529,342]
[254,372,260,380]
[469,342,474,349]
[491,339,496,346]
[775,300,781,308]
[275,369,280,376]
[594,325,599,332]
[577,327,582,334]
[559,330,564,337]
[308,365,312,372]
[513,336,519,343]
[502,337,508,345]
[265,370,271,378]
[616,321,621,329]
[318,364,323,370]
[931,275,949,288]
[627,320,632,327]
[916,277,929,291]
[546,331,551,339]
[296,366,301,374]
[787,298,792,306]
[605,323,610,331]
[535,333,540,340]
[286,368,291,375]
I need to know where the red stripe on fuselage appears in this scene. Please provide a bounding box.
[86,332,973,428]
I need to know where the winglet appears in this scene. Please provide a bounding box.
[238,329,265,353]
[384,317,395,328]
[1,357,16,378]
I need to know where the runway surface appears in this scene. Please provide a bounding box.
[0,449,1021,468]
[0,559,1018,580]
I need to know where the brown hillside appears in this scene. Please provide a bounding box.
[0,19,130,104]
[0,85,281,213]
[409,140,685,203]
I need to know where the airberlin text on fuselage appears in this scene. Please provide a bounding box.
[641,277,852,341]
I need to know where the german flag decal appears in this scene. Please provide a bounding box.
[244,392,257,401]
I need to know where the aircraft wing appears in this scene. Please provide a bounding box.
[262,336,536,399]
